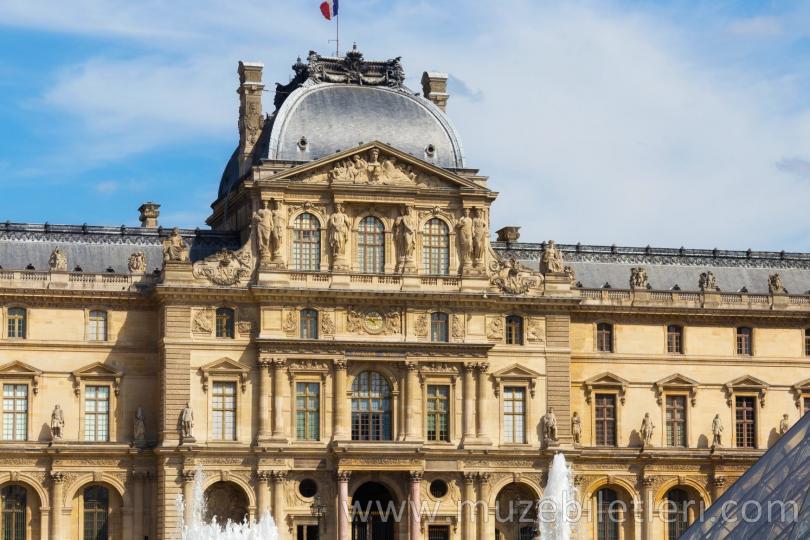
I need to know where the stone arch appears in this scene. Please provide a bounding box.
[654,477,710,508]
[289,208,326,228]
[63,473,126,507]
[0,477,45,540]
[487,476,542,508]
[584,479,638,540]
[583,477,639,507]
[200,472,257,510]
[348,365,399,394]
[347,473,406,506]
[69,481,125,540]
[0,473,48,507]
[202,479,252,527]
[353,211,391,232]
[493,481,540,540]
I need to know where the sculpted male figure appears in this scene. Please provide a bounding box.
[134,406,146,443]
[711,414,723,448]
[163,228,189,262]
[51,405,64,440]
[779,414,790,437]
[571,411,582,444]
[640,412,655,448]
[180,402,194,440]
[543,407,558,442]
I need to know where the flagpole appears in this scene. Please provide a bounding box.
[336,11,340,56]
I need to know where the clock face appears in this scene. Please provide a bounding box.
[363,311,385,334]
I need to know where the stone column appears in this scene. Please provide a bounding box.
[462,473,477,540]
[257,358,273,441]
[405,361,421,441]
[475,363,490,443]
[49,472,64,540]
[409,471,423,540]
[272,471,287,527]
[334,360,349,441]
[641,476,656,540]
[182,470,196,523]
[256,471,272,517]
[338,471,351,540]
[132,471,146,540]
[271,358,287,440]
[711,475,727,502]
[477,473,493,540]
[462,363,476,445]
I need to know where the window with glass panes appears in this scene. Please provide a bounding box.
[667,325,683,353]
[351,371,392,441]
[84,386,109,441]
[422,218,449,275]
[502,387,526,443]
[212,382,237,440]
[2,384,27,441]
[296,382,320,441]
[357,217,385,273]
[6,308,25,339]
[735,396,756,448]
[666,395,687,447]
[596,323,613,352]
[595,394,617,446]
[595,488,619,540]
[430,312,449,343]
[292,213,321,271]
[428,525,450,540]
[426,385,450,442]
[2,485,26,540]
[296,525,319,540]
[736,327,752,355]
[215,308,235,338]
[83,486,109,540]
[805,329,810,356]
[87,310,107,341]
[300,309,318,339]
[666,489,689,540]
[805,396,810,415]
[505,315,523,345]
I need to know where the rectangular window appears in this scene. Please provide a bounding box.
[297,525,319,540]
[212,382,237,440]
[667,325,683,354]
[2,384,27,441]
[502,387,526,443]
[805,329,810,357]
[426,385,450,442]
[428,525,450,540]
[804,396,810,415]
[505,316,524,345]
[7,308,26,339]
[596,323,613,352]
[595,393,617,446]
[87,310,108,341]
[84,385,110,441]
[665,395,687,447]
[735,396,756,448]
[736,327,752,355]
[296,382,320,441]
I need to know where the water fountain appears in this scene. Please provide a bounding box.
[538,453,578,540]
[177,467,280,540]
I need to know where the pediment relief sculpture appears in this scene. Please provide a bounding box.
[49,248,67,271]
[128,251,147,273]
[699,271,718,292]
[630,267,649,290]
[489,257,542,295]
[192,308,214,335]
[192,244,254,286]
[768,272,787,294]
[486,316,504,341]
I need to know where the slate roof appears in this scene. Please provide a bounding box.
[0,223,240,274]
[494,242,810,295]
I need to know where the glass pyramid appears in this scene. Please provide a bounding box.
[681,411,810,539]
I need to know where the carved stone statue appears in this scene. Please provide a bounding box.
[630,267,648,290]
[571,411,582,444]
[471,208,488,267]
[50,405,64,440]
[699,271,717,292]
[394,205,416,272]
[254,200,274,258]
[711,414,723,448]
[563,266,576,284]
[543,407,558,443]
[162,228,189,263]
[270,202,285,258]
[49,248,67,271]
[779,414,790,437]
[769,273,787,294]
[328,203,350,265]
[490,257,539,295]
[542,240,565,273]
[640,412,655,448]
[133,406,146,444]
[180,402,194,441]
[456,208,473,270]
[128,251,146,273]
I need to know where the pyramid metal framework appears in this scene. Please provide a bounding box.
[681,411,810,539]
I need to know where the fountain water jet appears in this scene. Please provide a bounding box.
[176,467,280,540]
[538,453,578,540]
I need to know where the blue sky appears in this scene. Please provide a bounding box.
[0,0,808,249]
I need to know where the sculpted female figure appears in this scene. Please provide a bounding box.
[394,205,416,271]
[254,201,274,257]
[471,207,487,267]
[456,208,473,269]
[328,203,350,260]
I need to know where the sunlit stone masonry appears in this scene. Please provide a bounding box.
[1,47,810,540]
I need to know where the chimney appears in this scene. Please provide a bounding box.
[237,61,265,174]
[421,71,449,111]
[496,226,521,244]
[138,202,160,228]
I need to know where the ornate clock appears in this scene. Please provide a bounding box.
[363,311,385,334]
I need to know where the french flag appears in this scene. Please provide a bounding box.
[320,0,338,20]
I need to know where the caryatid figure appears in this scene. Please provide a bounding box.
[328,203,350,262]
[471,207,487,267]
[455,208,473,269]
[394,205,416,271]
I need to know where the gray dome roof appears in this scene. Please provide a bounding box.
[267,80,464,168]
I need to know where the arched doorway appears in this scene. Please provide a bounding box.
[494,482,538,540]
[591,485,635,540]
[351,482,397,540]
[70,483,123,540]
[664,486,704,540]
[204,481,249,527]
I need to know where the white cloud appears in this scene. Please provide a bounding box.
[727,16,783,38]
[95,180,118,194]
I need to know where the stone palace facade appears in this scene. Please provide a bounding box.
[1,48,809,540]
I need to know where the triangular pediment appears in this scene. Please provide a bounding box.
[200,357,249,374]
[491,363,542,380]
[274,141,488,191]
[584,372,629,387]
[0,360,42,377]
[655,373,699,388]
[72,362,122,378]
[792,378,810,392]
[725,375,769,390]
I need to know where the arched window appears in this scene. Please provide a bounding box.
[300,309,319,339]
[505,315,523,345]
[422,218,450,275]
[431,312,449,342]
[7,308,26,339]
[595,488,620,540]
[87,310,108,341]
[351,371,392,441]
[667,325,683,353]
[1,485,26,540]
[666,488,689,540]
[736,327,752,355]
[83,486,109,540]
[357,217,385,274]
[292,213,321,271]
[215,308,235,338]
[596,323,613,352]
